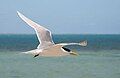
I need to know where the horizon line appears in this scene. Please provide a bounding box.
[0,33,120,35]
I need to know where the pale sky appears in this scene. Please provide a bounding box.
[0,0,120,34]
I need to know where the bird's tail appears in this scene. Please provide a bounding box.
[20,49,40,54]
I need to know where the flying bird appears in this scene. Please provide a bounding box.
[17,11,87,57]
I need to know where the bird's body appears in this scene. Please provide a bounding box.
[17,11,87,57]
[36,45,69,56]
[23,44,78,57]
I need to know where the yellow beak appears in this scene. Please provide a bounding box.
[70,52,79,56]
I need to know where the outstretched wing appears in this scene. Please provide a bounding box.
[17,11,54,49]
[58,40,87,46]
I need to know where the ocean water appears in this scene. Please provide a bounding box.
[0,34,120,78]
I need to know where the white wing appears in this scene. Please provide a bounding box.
[17,11,54,49]
[58,40,87,46]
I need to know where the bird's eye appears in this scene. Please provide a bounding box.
[62,47,71,52]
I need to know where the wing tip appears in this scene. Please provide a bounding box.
[17,11,20,15]
[17,11,22,17]
[79,40,87,46]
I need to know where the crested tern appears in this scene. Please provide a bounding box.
[17,11,87,57]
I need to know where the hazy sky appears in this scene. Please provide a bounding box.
[0,0,120,34]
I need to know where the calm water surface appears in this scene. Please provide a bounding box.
[0,34,120,78]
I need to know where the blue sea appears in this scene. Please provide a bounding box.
[0,34,120,78]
